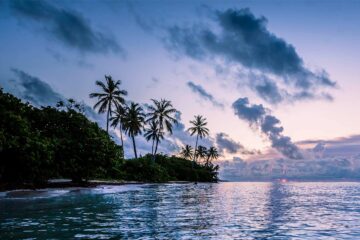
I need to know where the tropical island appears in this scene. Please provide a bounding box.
[0,75,219,190]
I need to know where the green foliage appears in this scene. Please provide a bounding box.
[0,89,219,187]
[0,89,123,186]
[121,157,171,182]
[122,154,219,182]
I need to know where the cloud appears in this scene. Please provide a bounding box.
[218,156,360,181]
[9,68,63,107]
[1,68,102,123]
[232,97,266,123]
[232,97,302,159]
[127,2,154,33]
[165,8,336,104]
[46,48,94,68]
[299,135,360,146]
[10,0,124,55]
[187,81,224,108]
[216,132,243,154]
[252,76,284,104]
[218,134,360,181]
[298,135,360,158]
[215,132,257,155]
[312,142,326,158]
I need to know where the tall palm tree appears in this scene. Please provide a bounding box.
[180,145,193,160]
[206,146,219,166]
[196,145,208,164]
[89,75,127,133]
[122,102,145,159]
[188,115,209,163]
[144,121,164,156]
[110,104,126,147]
[146,99,178,155]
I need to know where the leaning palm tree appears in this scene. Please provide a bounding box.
[89,75,127,133]
[146,99,178,155]
[110,104,126,147]
[122,102,145,159]
[196,146,208,164]
[188,115,209,163]
[206,146,219,166]
[180,145,194,160]
[144,121,164,156]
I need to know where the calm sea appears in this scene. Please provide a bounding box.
[1,182,360,239]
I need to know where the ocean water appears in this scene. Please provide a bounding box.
[1,182,360,239]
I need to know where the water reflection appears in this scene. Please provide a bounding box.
[2,182,360,239]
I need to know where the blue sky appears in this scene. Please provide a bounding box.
[1,0,360,179]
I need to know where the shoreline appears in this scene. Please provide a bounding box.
[0,179,195,192]
[3,178,360,192]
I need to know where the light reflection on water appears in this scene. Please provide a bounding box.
[1,182,360,239]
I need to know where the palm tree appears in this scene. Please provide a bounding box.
[122,102,145,159]
[206,146,219,166]
[180,145,193,160]
[89,75,127,133]
[110,104,126,147]
[188,115,209,163]
[56,99,84,113]
[196,145,208,164]
[144,121,164,156]
[146,99,178,156]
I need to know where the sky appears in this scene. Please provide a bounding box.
[1,0,360,180]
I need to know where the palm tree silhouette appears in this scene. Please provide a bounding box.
[196,145,208,164]
[146,99,178,156]
[110,104,126,147]
[144,121,164,156]
[89,75,127,133]
[188,115,209,163]
[206,146,219,166]
[180,145,194,160]
[122,102,145,159]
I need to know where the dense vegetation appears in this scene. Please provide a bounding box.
[0,89,123,188]
[123,154,219,182]
[0,83,219,189]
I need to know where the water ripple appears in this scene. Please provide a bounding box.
[1,182,360,239]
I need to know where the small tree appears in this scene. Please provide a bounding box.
[144,121,164,157]
[206,146,219,167]
[146,99,178,156]
[122,102,145,159]
[89,75,127,133]
[196,145,208,164]
[187,115,209,164]
[180,145,194,160]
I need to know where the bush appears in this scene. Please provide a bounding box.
[122,154,219,182]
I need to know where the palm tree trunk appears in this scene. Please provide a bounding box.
[151,139,156,163]
[154,124,162,156]
[206,155,210,167]
[119,123,124,147]
[119,124,124,158]
[131,134,137,159]
[106,105,110,133]
[151,139,154,155]
[193,134,199,164]
[154,139,159,155]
